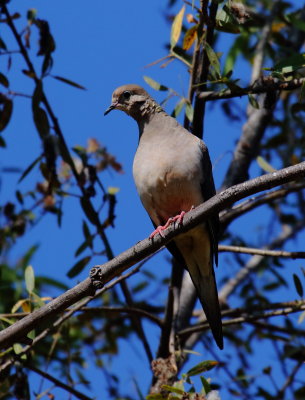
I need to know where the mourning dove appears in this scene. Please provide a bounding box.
[105,84,223,349]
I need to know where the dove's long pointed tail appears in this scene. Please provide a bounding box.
[190,264,223,349]
[176,228,223,349]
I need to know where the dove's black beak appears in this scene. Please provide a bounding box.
[104,102,118,116]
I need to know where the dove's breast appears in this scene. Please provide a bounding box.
[133,127,204,226]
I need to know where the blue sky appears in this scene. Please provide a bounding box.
[1,0,305,398]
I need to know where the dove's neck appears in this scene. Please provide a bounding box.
[137,107,167,138]
[132,98,164,132]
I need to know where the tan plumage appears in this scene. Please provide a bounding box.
[105,84,223,349]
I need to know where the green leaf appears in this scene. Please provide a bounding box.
[200,376,211,395]
[27,8,37,23]
[223,78,242,92]
[75,222,94,256]
[58,139,73,164]
[15,190,24,204]
[171,98,184,118]
[22,69,36,79]
[80,197,99,225]
[108,186,120,195]
[0,135,6,147]
[0,37,7,50]
[161,385,184,395]
[224,34,248,75]
[27,329,35,340]
[170,5,185,48]
[75,240,92,257]
[0,73,9,88]
[270,71,285,80]
[31,291,45,308]
[25,265,35,293]
[20,245,40,269]
[72,145,88,164]
[18,155,43,183]
[186,360,219,377]
[248,93,259,109]
[216,4,240,34]
[271,53,305,75]
[146,395,164,400]
[205,42,221,78]
[32,82,50,138]
[143,76,168,91]
[82,220,92,244]
[256,156,276,173]
[286,13,305,33]
[0,96,13,132]
[13,343,24,355]
[185,102,194,123]
[298,310,305,324]
[299,80,305,101]
[36,276,69,291]
[67,256,91,278]
[33,106,50,138]
[51,75,86,90]
[293,273,304,298]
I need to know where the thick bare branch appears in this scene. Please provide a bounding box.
[0,161,304,350]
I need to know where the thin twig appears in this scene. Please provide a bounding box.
[218,245,305,259]
[179,302,305,338]
[219,219,305,302]
[220,182,305,227]
[0,306,163,327]
[199,77,305,101]
[276,360,304,399]
[26,364,93,400]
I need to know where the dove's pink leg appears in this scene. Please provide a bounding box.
[149,209,191,239]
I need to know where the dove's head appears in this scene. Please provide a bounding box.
[104,84,162,121]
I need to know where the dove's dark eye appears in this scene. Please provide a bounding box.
[123,91,131,100]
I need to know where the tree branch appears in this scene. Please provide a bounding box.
[0,307,163,327]
[0,161,304,350]
[218,245,305,259]
[192,0,219,138]
[26,363,93,400]
[219,219,305,302]
[198,77,305,101]
[178,301,305,338]
[0,262,143,374]
[276,360,303,399]
[220,182,305,227]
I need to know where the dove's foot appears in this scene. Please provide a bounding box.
[149,218,174,239]
[149,209,191,239]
